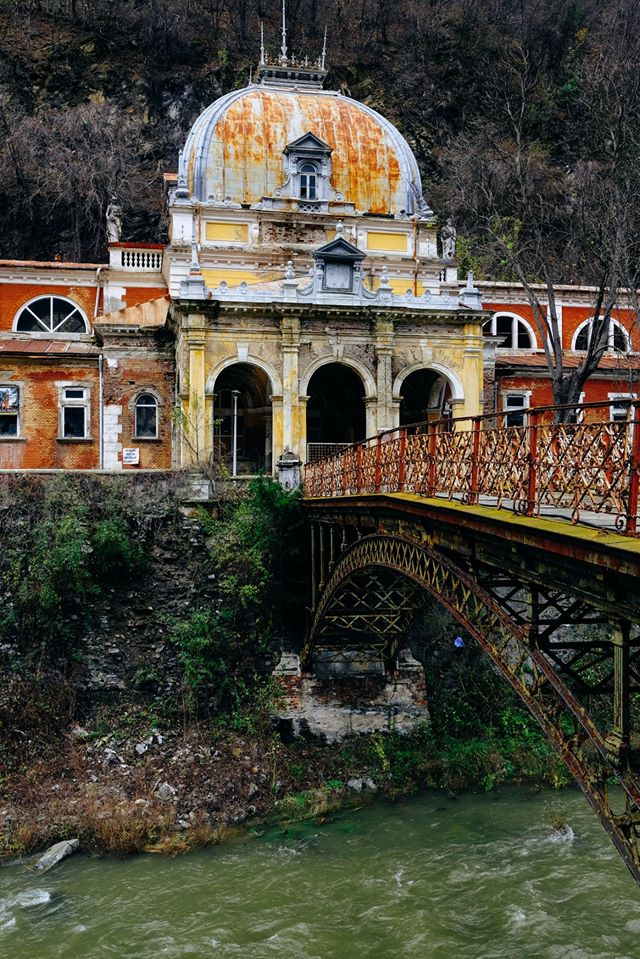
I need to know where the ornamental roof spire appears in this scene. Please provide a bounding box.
[255,4,328,90]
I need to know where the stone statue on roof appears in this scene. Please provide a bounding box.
[441,219,457,260]
[106,196,123,243]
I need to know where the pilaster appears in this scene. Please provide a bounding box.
[374,315,395,433]
[185,313,207,466]
[280,314,302,461]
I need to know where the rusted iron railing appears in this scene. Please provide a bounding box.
[303,400,640,535]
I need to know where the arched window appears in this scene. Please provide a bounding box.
[14,296,88,334]
[487,312,536,349]
[299,163,318,201]
[573,318,630,353]
[134,393,158,438]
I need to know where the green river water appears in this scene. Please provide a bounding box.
[1,787,639,958]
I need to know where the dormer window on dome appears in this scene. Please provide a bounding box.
[283,132,333,211]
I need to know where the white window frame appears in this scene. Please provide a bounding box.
[489,312,537,350]
[134,391,159,439]
[13,295,89,337]
[502,390,531,428]
[0,383,21,438]
[571,317,631,354]
[299,163,319,201]
[608,392,637,424]
[58,383,91,440]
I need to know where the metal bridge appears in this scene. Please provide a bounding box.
[302,400,640,885]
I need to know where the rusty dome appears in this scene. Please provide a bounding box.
[182,83,424,217]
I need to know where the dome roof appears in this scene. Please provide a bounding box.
[182,84,423,216]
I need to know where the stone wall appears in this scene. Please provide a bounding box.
[274,649,430,742]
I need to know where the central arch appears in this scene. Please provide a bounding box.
[305,361,369,461]
[304,531,640,883]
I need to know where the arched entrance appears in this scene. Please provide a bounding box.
[212,363,272,475]
[306,363,366,461]
[399,368,453,425]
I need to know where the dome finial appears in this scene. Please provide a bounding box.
[260,21,265,64]
[280,0,288,65]
[321,25,328,70]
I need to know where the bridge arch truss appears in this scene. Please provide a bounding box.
[304,517,640,884]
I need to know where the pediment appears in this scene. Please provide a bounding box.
[314,236,365,261]
[284,131,333,156]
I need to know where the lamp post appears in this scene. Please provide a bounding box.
[231,389,240,477]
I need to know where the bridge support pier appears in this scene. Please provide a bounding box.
[273,648,429,742]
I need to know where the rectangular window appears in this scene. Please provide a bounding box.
[61,386,89,438]
[0,385,19,437]
[503,393,528,428]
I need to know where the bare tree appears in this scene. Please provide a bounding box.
[441,40,640,418]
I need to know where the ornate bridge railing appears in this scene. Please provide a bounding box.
[303,400,640,534]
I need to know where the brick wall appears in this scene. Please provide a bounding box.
[0,282,97,332]
[0,358,100,469]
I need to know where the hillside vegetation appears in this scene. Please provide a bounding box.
[1,0,639,279]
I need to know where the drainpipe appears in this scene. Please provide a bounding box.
[95,267,105,470]
[231,390,240,477]
[94,266,103,318]
[413,218,420,297]
[99,353,104,469]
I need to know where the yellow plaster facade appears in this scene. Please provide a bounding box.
[167,60,488,478]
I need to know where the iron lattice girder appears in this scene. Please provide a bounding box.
[307,496,640,622]
[477,572,640,694]
[319,569,425,640]
[306,530,640,886]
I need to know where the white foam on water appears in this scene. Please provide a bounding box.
[507,905,526,927]
[548,825,575,844]
[14,889,51,909]
[0,917,17,932]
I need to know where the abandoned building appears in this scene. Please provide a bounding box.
[1,44,638,477]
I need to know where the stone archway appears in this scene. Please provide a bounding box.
[397,367,455,425]
[306,362,367,462]
[211,362,273,475]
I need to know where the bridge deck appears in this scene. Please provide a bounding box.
[304,492,640,600]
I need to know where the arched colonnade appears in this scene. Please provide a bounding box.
[197,355,464,475]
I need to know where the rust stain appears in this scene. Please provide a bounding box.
[192,89,405,213]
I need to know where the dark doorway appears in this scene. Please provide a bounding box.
[399,369,453,426]
[212,363,272,475]
[306,363,366,460]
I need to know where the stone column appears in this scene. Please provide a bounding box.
[374,316,395,433]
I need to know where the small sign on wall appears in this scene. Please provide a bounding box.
[122,447,140,466]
